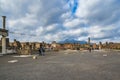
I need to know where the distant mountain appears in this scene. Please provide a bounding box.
[58,39,87,44]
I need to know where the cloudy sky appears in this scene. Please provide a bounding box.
[0,0,120,43]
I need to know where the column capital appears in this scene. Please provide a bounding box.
[2,16,6,18]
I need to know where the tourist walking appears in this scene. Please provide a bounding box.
[39,44,45,56]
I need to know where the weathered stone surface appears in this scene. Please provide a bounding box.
[0,50,120,80]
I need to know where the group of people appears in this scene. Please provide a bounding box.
[38,44,45,56]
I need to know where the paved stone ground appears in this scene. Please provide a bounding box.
[0,50,120,80]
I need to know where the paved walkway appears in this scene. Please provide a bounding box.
[0,50,120,80]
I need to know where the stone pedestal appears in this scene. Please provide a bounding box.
[2,37,6,54]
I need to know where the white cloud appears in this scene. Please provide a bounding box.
[64,18,87,28]
[35,26,44,35]
[64,19,80,28]
[8,13,38,29]
[43,34,61,42]
[76,0,120,26]
[1,0,120,43]
[76,0,101,18]
[86,25,119,42]
[28,3,42,14]
[61,12,71,19]
[46,24,58,32]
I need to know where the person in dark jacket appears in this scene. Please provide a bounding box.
[39,44,45,56]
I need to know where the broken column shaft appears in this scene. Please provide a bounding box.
[2,16,6,29]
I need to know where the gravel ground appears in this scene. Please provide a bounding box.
[0,50,120,80]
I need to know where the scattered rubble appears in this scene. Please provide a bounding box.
[62,49,78,54]
[33,56,37,59]
[8,60,18,63]
[64,53,68,54]
[103,54,107,57]
[13,55,33,58]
